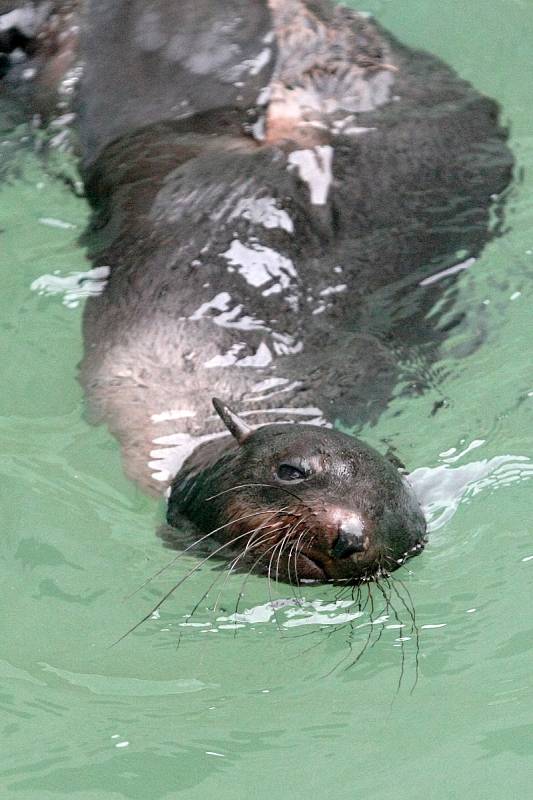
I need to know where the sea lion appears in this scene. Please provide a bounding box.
[3,1,512,582]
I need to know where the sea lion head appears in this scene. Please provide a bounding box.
[167,399,427,583]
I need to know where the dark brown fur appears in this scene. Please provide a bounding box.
[1,1,512,583]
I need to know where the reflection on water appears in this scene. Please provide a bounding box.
[31,265,110,308]
[411,449,533,530]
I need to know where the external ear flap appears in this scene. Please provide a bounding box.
[212,397,252,445]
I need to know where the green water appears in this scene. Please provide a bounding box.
[1,1,532,797]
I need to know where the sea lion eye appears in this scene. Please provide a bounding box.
[276,463,310,482]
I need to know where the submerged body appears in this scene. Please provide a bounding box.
[2,1,511,581]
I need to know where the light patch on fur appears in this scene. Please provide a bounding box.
[30,266,110,309]
[151,410,196,424]
[189,292,267,331]
[419,257,476,287]
[204,343,246,368]
[227,45,272,80]
[229,197,293,233]
[287,146,333,205]
[242,47,272,77]
[319,284,347,296]
[251,377,289,392]
[0,5,49,36]
[221,240,297,289]
[251,115,266,141]
[272,332,303,356]
[189,291,231,318]
[332,115,376,137]
[256,85,271,106]
[239,406,325,418]
[39,217,76,230]
[243,380,303,403]
[149,431,230,483]
[236,342,273,368]
[202,341,275,370]
[215,307,267,331]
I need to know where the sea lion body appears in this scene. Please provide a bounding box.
[2,1,512,581]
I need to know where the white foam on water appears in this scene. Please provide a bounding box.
[30,266,110,309]
[410,453,533,530]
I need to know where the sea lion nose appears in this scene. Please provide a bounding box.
[332,518,366,558]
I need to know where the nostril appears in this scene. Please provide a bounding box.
[332,519,365,559]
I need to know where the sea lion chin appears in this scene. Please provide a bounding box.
[166,399,427,584]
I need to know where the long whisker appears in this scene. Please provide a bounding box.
[283,515,313,592]
[205,482,303,503]
[276,512,311,583]
[174,509,295,652]
[229,532,297,639]
[371,577,407,696]
[177,516,286,630]
[211,516,292,614]
[112,523,285,646]
[321,581,383,677]
[343,583,376,671]
[266,534,294,632]
[289,528,309,582]
[294,580,368,665]
[231,534,297,627]
[370,577,391,650]
[194,519,295,637]
[386,575,420,694]
[124,507,281,600]
[268,533,288,592]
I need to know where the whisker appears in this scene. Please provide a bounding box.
[372,577,407,696]
[124,507,282,600]
[175,510,295,650]
[177,525,291,647]
[205,482,303,503]
[286,528,307,596]
[112,524,286,646]
[274,515,308,588]
[386,575,420,694]
[266,535,295,632]
[211,517,292,614]
[344,583,375,671]
[323,582,384,676]
[231,535,296,632]
[284,516,314,592]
